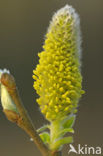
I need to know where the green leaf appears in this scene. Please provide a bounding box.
[39,132,50,144]
[51,136,73,150]
[37,125,49,133]
[63,115,76,129]
[57,128,74,138]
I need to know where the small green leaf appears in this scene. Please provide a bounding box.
[51,136,73,150]
[37,125,49,133]
[39,132,50,144]
[57,128,74,138]
[63,115,76,129]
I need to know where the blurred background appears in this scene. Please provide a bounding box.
[0,0,103,156]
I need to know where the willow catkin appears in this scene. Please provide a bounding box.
[33,5,84,121]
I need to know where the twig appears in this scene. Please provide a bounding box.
[1,73,50,156]
[51,151,62,156]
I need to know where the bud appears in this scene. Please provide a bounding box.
[0,69,19,122]
[33,5,84,122]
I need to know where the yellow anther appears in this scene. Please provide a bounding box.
[64,107,69,111]
[59,87,64,92]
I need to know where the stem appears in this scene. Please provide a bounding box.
[51,151,62,156]
[1,73,63,156]
[50,120,62,151]
[1,73,50,156]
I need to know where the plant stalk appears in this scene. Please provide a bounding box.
[1,73,50,156]
[50,151,62,156]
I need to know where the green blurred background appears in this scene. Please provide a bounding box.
[0,0,103,156]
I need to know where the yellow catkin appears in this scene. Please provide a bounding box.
[33,5,84,121]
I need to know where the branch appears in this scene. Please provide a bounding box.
[1,73,50,156]
[51,151,62,156]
